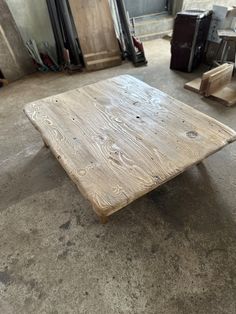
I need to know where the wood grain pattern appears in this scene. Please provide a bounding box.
[210,86,236,106]
[200,64,229,94]
[68,0,121,71]
[24,75,236,219]
[184,77,201,93]
[185,77,236,106]
[205,64,234,96]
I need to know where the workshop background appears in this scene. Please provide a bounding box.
[1,1,236,313]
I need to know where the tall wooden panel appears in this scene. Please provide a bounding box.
[68,0,121,71]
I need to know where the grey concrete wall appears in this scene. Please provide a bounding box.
[5,0,55,53]
[0,0,33,81]
[124,0,167,17]
[172,0,184,15]
[182,0,236,10]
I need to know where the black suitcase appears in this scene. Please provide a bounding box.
[170,10,212,72]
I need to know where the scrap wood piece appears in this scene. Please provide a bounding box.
[24,75,236,221]
[185,64,234,96]
[200,64,229,94]
[184,76,236,106]
[205,64,234,96]
[184,64,236,106]
[210,86,236,106]
[184,77,201,93]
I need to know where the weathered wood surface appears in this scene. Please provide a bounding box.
[185,64,233,96]
[205,64,234,96]
[200,64,228,94]
[184,77,201,93]
[24,75,236,219]
[211,86,236,106]
[185,78,236,106]
[68,0,121,71]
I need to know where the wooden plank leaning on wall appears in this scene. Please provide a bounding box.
[68,0,122,71]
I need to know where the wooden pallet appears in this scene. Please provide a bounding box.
[24,75,236,222]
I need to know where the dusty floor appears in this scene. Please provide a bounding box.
[0,39,236,314]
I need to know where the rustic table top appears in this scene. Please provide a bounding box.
[24,75,236,219]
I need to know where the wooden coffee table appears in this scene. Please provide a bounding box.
[24,75,236,223]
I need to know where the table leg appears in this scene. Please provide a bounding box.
[43,139,49,148]
[99,215,109,224]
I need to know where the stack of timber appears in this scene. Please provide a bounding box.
[184,63,236,106]
[68,0,122,71]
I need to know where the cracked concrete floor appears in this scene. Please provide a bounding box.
[0,39,236,314]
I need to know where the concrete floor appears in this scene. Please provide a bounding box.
[0,39,236,314]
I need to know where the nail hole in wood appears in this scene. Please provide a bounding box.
[187,131,198,138]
